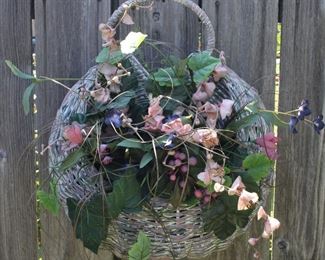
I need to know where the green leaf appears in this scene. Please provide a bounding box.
[128,231,151,260]
[140,152,153,168]
[67,196,108,254]
[96,48,124,64]
[106,173,142,219]
[107,91,135,110]
[5,60,35,80]
[117,139,144,150]
[59,149,87,172]
[203,194,252,240]
[151,67,182,87]
[22,83,37,115]
[37,189,60,216]
[242,153,272,182]
[188,51,220,84]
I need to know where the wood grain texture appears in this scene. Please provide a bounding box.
[274,0,325,259]
[202,0,279,109]
[35,0,113,259]
[118,0,200,71]
[0,1,37,259]
[201,1,279,259]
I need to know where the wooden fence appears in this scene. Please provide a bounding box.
[0,0,324,259]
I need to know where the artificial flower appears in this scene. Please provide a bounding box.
[197,157,224,185]
[262,216,280,239]
[237,190,259,210]
[228,176,245,196]
[213,65,228,82]
[219,99,234,120]
[144,115,165,132]
[214,183,225,193]
[161,118,192,137]
[255,132,278,160]
[257,206,268,220]
[90,87,110,103]
[192,128,219,148]
[63,122,84,145]
[297,99,311,120]
[98,23,116,45]
[105,110,122,128]
[203,102,219,128]
[147,96,163,117]
[248,237,260,246]
[313,115,325,134]
[192,82,216,105]
[289,116,299,134]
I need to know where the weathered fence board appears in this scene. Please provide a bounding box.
[274,0,325,259]
[202,1,279,259]
[0,1,37,260]
[35,0,113,259]
[118,0,200,71]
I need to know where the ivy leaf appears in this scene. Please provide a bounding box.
[151,67,182,87]
[120,31,147,54]
[106,172,142,219]
[106,91,135,110]
[140,152,153,168]
[128,231,151,260]
[117,139,144,150]
[243,153,272,182]
[188,51,220,84]
[67,196,108,254]
[59,149,87,172]
[203,194,252,240]
[22,83,37,115]
[5,60,35,80]
[37,189,60,216]
[96,48,124,64]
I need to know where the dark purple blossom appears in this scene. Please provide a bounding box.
[162,133,176,149]
[105,110,122,128]
[313,115,325,134]
[289,116,299,134]
[163,114,179,124]
[297,99,311,120]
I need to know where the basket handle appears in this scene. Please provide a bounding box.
[107,0,216,52]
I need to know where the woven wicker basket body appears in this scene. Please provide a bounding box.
[49,1,271,259]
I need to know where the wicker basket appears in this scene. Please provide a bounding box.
[49,0,272,259]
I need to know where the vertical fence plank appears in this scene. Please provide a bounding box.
[0,1,37,260]
[118,0,200,71]
[274,0,325,259]
[35,0,113,259]
[202,1,278,259]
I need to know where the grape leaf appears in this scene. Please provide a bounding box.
[59,148,87,172]
[106,91,135,109]
[151,67,182,87]
[96,48,124,64]
[128,231,151,260]
[117,139,144,150]
[67,196,108,254]
[188,51,220,84]
[243,153,272,182]
[106,172,142,218]
[37,189,60,216]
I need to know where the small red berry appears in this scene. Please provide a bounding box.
[178,153,186,160]
[203,195,211,204]
[170,174,177,181]
[188,156,198,166]
[180,165,188,173]
[194,190,203,199]
[174,159,182,167]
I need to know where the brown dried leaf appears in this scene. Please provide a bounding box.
[122,13,135,25]
[98,23,116,43]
